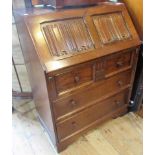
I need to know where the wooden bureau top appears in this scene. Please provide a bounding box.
[14,2,141,73]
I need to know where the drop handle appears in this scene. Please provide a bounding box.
[70,99,77,107]
[114,100,122,106]
[74,75,80,83]
[116,61,123,67]
[117,80,123,87]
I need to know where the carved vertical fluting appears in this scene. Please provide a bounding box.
[94,59,105,81]
[93,12,132,45]
[41,18,94,58]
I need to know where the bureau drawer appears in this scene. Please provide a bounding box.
[56,90,129,140]
[105,51,133,76]
[53,70,131,120]
[55,64,93,93]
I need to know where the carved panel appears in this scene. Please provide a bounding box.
[93,12,132,45]
[41,18,94,58]
[94,59,105,81]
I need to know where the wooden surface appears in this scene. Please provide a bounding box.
[54,70,131,121]
[123,0,143,40]
[123,0,143,114]
[137,105,143,118]
[14,2,141,152]
[12,99,143,155]
[14,3,140,73]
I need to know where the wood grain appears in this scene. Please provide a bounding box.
[99,113,143,155]
[61,111,143,155]
[12,98,142,155]
[14,2,141,152]
[123,0,143,40]
[93,12,131,44]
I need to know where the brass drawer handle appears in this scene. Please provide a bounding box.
[114,100,122,106]
[116,61,123,68]
[70,99,77,107]
[117,80,123,87]
[74,75,80,83]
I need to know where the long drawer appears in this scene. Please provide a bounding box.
[56,89,129,140]
[53,70,131,120]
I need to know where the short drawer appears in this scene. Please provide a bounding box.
[105,51,133,76]
[55,64,93,93]
[56,90,129,140]
[53,70,131,120]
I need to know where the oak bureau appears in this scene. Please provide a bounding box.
[14,2,141,152]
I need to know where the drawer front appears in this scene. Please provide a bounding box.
[56,90,129,140]
[53,70,131,120]
[55,65,93,93]
[105,51,133,76]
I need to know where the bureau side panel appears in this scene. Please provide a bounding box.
[14,12,57,147]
